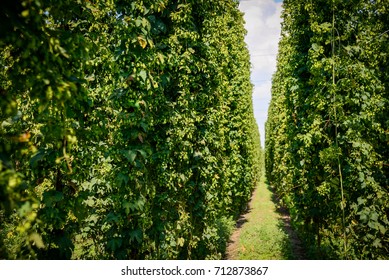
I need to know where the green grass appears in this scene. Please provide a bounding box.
[228,175,293,260]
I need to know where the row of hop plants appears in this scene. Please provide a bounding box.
[266,0,388,259]
[0,0,262,259]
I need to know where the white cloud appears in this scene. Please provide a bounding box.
[239,0,282,147]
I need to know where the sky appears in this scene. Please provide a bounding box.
[238,0,283,147]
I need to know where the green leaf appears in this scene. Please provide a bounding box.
[106,212,119,224]
[116,172,129,187]
[107,238,122,251]
[30,150,45,168]
[311,43,320,52]
[42,191,64,207]
[121,150,137,163]
[84,196,94,207]
[122,201,131,215]
[177,237,185,247]
[136,149,147,159]
[129,229,142,243]
[138,70,147,81]
[29,233,45,249]
[135,19,142,27]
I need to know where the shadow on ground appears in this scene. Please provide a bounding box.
[266,182,307,260]
[224,192,253,259]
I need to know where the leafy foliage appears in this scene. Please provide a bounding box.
[0,0,261,259]
[266,0,388,259]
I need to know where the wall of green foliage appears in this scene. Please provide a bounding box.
[0,0,261,259]
[266,0,388,259]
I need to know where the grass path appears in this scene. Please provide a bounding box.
[226,175,305,260]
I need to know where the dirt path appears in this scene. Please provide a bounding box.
[275,197,306,260]
[226,179,306,260]
[225,188,256,259]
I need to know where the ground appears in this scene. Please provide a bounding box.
[226,176,306,260]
